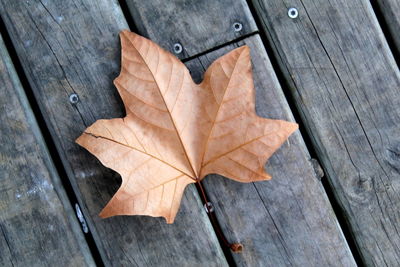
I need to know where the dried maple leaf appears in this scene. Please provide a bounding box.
[76,30,298,223]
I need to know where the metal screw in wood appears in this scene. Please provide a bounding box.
[288,8,298,19]
[204,202,214,213]
[233,22,243,32]
[173,43,183,54]
[69,93,79,104]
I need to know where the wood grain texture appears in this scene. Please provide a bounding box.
[0,1,227,266]
[371,0,400,57]
[251,0,400,265]
[124,0,257,59]
[185,34,356,267]
[0,36,94,267]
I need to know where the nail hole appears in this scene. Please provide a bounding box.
[288,7,298,19]
[69,93,79,104]
[173,43,183,54]
[233,22,243,32]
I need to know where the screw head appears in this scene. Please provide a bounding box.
[173,43,183,54]
[69,93,79,104]
[204,202,214,213]
[288,7,298,19]
[233,22,243,32]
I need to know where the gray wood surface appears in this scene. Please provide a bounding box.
[0,36,94,267]
[0,1,227,266]
[251,0,400,265]
[185,35,356,267]
[125,0,257,59]
[372,0,400,57]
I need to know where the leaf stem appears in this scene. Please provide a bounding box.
[196,180,243,253]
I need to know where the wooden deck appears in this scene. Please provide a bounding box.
[0,0,399,266]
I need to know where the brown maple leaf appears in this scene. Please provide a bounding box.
[76,30,298,223]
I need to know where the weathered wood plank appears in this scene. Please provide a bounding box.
[125,0,257,59]
[185,34,356,267]
[251,0,400,265]
[0,36,94,266]
[371,0,400,57]
[0,1,227,266]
